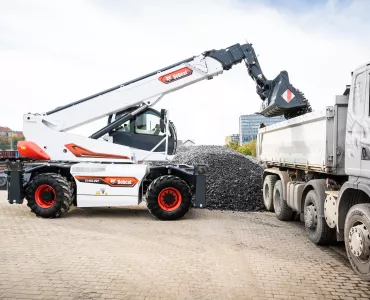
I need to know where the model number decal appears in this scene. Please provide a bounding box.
[159,67,193,84]
[75,176,138,187]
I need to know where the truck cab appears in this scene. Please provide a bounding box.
[345,62,370,177]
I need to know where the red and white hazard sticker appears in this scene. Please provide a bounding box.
[281,89,295,103]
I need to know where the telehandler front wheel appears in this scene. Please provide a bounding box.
[146,175,192,220]
[25,173,73,218]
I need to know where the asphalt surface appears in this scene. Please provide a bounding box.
[0,191,369,300]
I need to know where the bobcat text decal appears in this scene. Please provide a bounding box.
[159,67,193,84]
[75,176,138,187]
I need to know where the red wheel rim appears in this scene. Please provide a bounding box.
[158,187,182,211]
[35,184,56,208]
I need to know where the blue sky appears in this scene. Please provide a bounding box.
[0,0,369,144]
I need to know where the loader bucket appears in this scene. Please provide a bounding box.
[258,71,311,118]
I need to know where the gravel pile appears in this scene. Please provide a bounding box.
[170,145,265,212]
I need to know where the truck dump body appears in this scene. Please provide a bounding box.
[257,96,348,175]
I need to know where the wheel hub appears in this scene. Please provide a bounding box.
[349,224,370,259]
[163,192,176,206]
[157,187,182,212]
[35,184,56,209]
[305,204,317,229]
[41,191,55,202]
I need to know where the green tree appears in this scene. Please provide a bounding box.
[225,141,239,151]
[0,134,25,150]
[237,144,252,156]
[0,136,8,150]
[226,139,257,157]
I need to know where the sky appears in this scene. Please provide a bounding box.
[0,0,369,145]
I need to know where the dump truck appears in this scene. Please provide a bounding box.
[257,61,370,281]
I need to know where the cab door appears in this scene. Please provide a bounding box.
[345,66,367,176]
[109,109,175,154]
[360,67,370,177]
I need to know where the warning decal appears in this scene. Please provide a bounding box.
[281,89,295,103]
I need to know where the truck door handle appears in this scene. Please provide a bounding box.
[362,147,368,159]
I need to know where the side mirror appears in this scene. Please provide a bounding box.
[160,119,165,133]
[160,109,167,120]
[160,109,167,133]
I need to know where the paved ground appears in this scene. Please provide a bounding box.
[0,191,369,300]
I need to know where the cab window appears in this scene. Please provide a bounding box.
[135,111,165,136]
[353,71,366,117]
[113,120,130,132]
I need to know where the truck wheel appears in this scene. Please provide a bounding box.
[263,175,277,211]
[304,190,336,245]
[25,173,73,218]
[344,203,370,281]
[273,180,293,221]
[146,175,191,220]
[0,176,6,187]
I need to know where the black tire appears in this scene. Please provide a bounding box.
[146,175,191,221]
[303,189,336,245]
[273,180,293,221]
[263,175,277,211]
[25,173,73,218]
[344,204,370,281]
[0,176,6,187]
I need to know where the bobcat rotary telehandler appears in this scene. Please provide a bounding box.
[5,41,311,220]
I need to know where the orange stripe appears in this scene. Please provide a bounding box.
[65,144,130,159]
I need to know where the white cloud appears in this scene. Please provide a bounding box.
[0,0,369,144]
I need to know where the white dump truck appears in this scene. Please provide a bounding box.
[257,61,370,281]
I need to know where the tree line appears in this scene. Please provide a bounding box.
[225,139,256,157]
[0,135,25,150]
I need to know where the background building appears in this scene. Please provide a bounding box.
[182,139,195,146]
[225,134,240,145]
[239,114,284,145]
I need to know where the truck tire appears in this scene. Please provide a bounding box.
[344,203,370,281]
[25,173,73,218]
[263,175,277,211]
[273,180,293,221]
[146,175,191,221]
[0,176,6,187]
[304,190,336,245]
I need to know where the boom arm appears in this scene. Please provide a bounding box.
[42,42,311,133]
[20,41,312,163]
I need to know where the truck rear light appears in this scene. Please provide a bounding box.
[17,141,50,160]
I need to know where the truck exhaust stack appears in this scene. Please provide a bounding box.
[257,71,312,119]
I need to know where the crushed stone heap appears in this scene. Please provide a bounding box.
[170,145,265,212]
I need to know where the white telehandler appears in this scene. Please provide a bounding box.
[5,41,310,220]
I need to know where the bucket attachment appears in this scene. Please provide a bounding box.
[258,71,312,119]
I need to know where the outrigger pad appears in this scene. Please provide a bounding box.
[258,71,312,119]
[5,160,24,204]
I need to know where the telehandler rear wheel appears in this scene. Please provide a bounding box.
[25,173,73,218]
[146,175,192,220]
